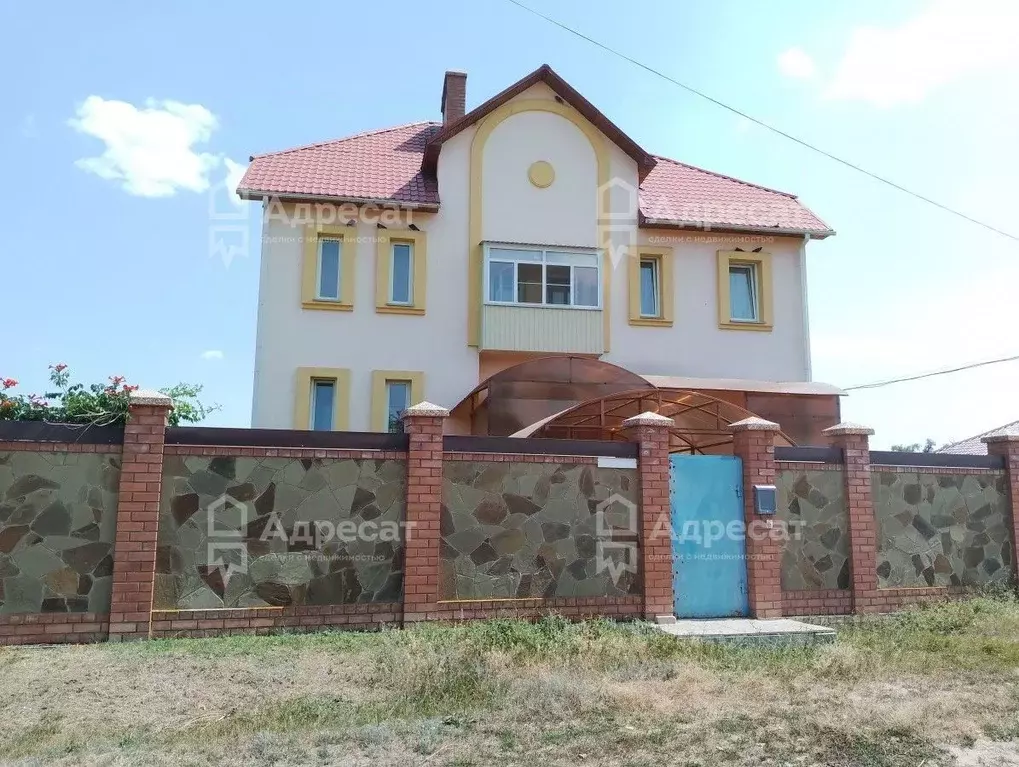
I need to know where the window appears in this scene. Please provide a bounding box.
[389,243,413,305]
[310,379,336,431]
[484,246,600,309]
[716,250,772,331]
[375,230,427,315]
[639,258,660,317]
[302,226,355,311]
[316,239,342,300]
[728,264,758,322]
[293,368,350,430]
[627,246,673,327]
[371,370,424,432]
[385,380,411,433]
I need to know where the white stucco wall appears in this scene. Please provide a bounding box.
[250,128,479,430]
[481,110,598,248]
[251,82,813,430]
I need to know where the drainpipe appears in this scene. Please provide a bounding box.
[800,233,812,381]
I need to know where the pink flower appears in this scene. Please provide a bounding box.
[109,375,125,386]
[1,378,16,390]
[49,363,68,373]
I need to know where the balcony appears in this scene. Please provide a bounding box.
[480,304,604,353]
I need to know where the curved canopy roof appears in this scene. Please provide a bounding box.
[521,388,796,454]
[450,356,653,437]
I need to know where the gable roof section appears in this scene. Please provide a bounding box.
[640,156,834,237]
[422,64,657,180]
[936,419,1019,456]
[236,66,833,236]
[237,122,441,207]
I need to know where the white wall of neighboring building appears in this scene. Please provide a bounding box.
[251,81,813,430]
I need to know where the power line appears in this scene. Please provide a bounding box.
[844,353,1019,391]
[504,0,1019,243]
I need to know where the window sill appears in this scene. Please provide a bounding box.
[303,301,353,312]
[629,317,673,328]
[718,320,773,332]
[376,305,425,316]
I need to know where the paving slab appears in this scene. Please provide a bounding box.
[656,617,836,646]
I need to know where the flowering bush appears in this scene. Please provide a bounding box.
[0,365,218,427]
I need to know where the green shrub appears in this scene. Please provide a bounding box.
[0,364,217,427]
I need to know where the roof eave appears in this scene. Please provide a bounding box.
[236,189,440,211]
[639,216,835,240]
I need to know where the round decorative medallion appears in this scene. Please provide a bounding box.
[527,160,555,188]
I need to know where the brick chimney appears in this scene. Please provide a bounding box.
[441,70,467,125]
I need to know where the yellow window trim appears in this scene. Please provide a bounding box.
[370,370,425,432]
[293,367,351,430]
[375,229,427,315]
[627,245,674,327]
[717,250,773,331]
[301,224,357,311]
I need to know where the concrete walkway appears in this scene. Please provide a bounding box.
[656,618,836,646]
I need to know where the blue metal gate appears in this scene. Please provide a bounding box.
[669,455,749,618]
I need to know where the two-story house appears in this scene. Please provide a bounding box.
[237,65,841,450]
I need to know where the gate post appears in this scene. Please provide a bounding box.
[728,417,783,619]
[823,422,878,614]
[621,412,675,621]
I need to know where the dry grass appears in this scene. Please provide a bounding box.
[1,600,1019,765]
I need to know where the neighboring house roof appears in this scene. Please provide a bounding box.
[237,65,834,238]
[937,420,1019,456]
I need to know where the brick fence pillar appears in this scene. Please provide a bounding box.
[982,431,1019,587]
[621,412,675,621]
[401,401,449,624]
[729,417,783,618]
[108,390,173,640]
[823,422,878,614]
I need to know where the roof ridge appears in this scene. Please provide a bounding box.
[650,154,798,199]
[250,120,440,160]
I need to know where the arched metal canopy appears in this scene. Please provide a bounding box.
[520,388,796,454]
[450,356,653,437]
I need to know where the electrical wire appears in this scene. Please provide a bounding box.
[844,354,1019,391]
[504,0,1019,243]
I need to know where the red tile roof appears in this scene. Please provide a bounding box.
[639,156,832,236]
[239,120,833,237]
[238,122,442,207]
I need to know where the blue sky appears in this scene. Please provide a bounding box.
[1,0,1016,448]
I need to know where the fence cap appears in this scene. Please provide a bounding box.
[822,422,875,437]
[129,390,173,408]
[728,416,780,432]
[402,401,450,418]
[621,411,675,428]
[982,431,1019,444]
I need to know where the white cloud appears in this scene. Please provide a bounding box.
[69,96,222,197]
[825,0,1019,107]
[777,47,817,80]
[200,350,224,361]
[223,157,247,207]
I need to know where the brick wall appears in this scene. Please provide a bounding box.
[0,613,110,645]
